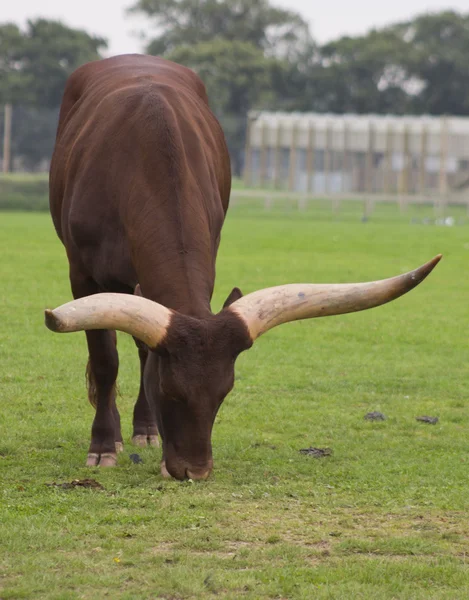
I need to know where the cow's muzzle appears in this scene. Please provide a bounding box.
[186,467,211,481]
[161,459,212,481]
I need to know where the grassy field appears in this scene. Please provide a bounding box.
[0,174,241,212]
[0,204,468,599]
[0,173,49,211]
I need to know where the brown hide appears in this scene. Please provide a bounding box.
[49,55,251,479]
[50,54,229,314]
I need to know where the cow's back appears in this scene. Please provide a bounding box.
[50,55,231,313]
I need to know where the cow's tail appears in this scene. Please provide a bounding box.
[85,359,98,409]
[85,359,120,409]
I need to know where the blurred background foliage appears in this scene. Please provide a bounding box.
[1,1,469,173]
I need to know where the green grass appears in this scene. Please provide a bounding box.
[0,173,49,211]
[1,205,468,599]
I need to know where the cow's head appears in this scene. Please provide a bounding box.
[45,255,441,480]
[141,290,252,480]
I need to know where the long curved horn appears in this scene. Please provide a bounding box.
[45,293,172,349]
[229,255,442,341]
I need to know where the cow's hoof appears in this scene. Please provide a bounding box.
[115,442,124,453]
[148,435,160,448]
[86,453,100,466]
[160,461,171,479]
[132,435,147,448]
[132,435,160,448]
[86,452,117,467]
[100,453,118,467]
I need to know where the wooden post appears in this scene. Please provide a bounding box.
[264,195,273,211]
[342,123,350,194]
[363,195,374,220]
[384,125,393,195]
[364,123,375,219]
[419,126,428,200]
[438,116,449,218]
[324,124,332,195]
[274,123,282,189]
[331,126,340,214]
[400,126,411,211]
[288,124,298,192]
[306,123,315,195]
[3,103,12,174]
[333,124,347,216]
[259,121,268,188]
[366,123,375,194]
[298,195,307,211]
[243,114,254,187]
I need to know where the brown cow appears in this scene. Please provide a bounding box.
[46,54,441,480]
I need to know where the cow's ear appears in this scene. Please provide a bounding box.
[134,284,143,297]
[223,287,243,308]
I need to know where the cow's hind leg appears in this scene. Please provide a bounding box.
[71,272,122,466]
[131,341,159,448]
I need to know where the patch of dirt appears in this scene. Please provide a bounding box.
[365,411,386,421]
[148,542,177,556]
[299,447,332,458]
[165,541,258,560]
[45,478,105,490]
[251,442,277,450]
[416,416,439,424]
[225,540,254,550]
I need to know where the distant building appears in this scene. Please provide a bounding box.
[244,112,469,200]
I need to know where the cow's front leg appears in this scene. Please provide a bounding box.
[85,328,122,466]
[71,271,123,466]
[131,343,159,448]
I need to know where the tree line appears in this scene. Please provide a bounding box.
[1,1,469,174]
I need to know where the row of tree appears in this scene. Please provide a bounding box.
[2,1,469,173]
[0,20,105,170]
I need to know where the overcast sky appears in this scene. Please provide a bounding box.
[3,0,469,56]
